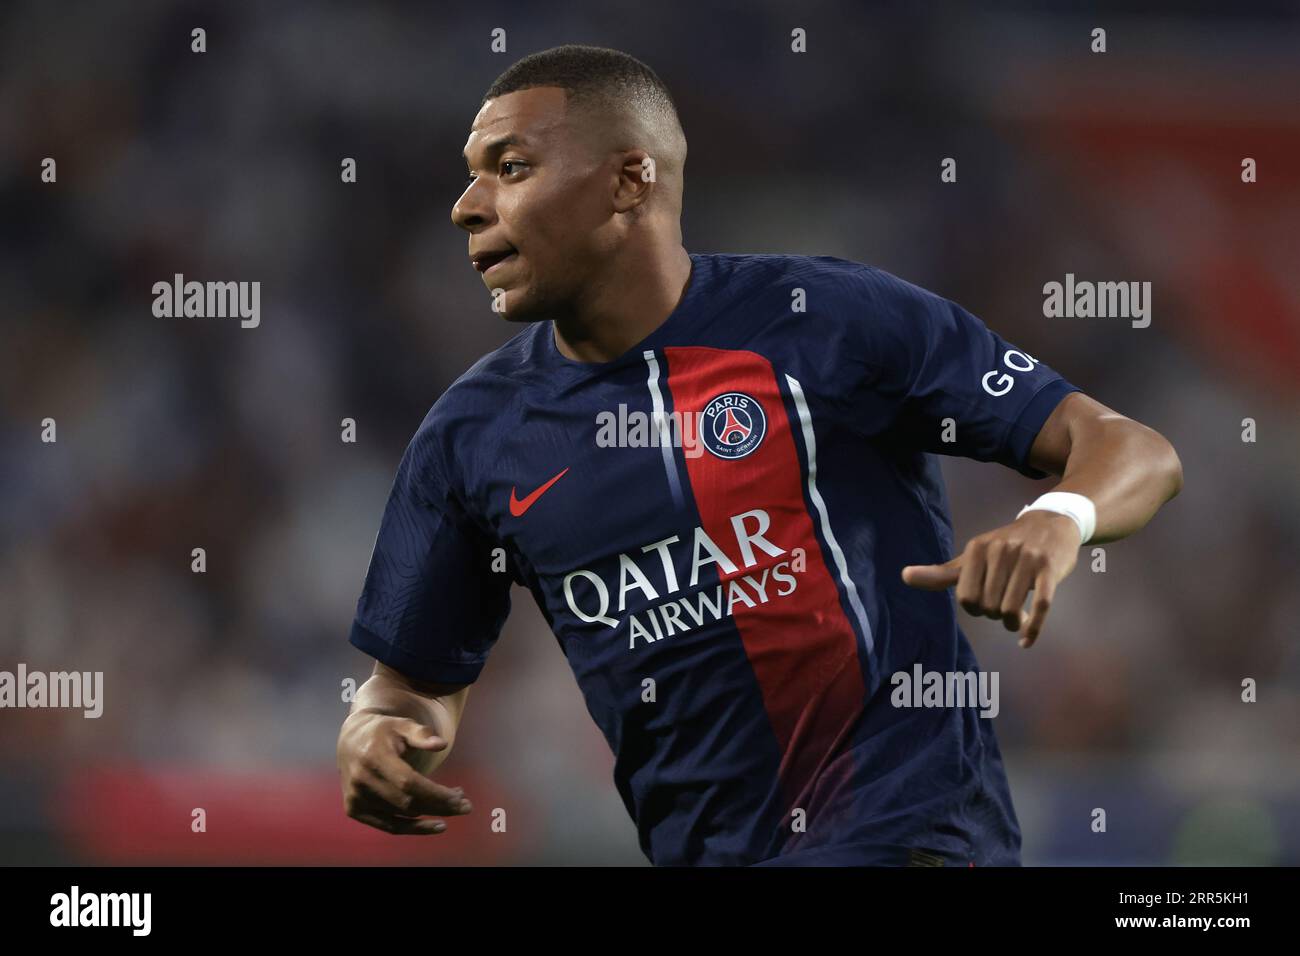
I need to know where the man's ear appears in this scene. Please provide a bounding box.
[613,149,655,213]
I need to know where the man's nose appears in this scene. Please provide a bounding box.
[451,179,494,231]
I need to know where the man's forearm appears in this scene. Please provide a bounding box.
[906,393,1183,642]
[1051,414,1183,545]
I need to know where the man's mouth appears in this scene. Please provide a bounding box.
[473,250,518,274]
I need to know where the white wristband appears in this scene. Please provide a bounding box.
[1017,492,1096,545]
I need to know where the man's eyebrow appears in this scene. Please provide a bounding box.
[463,133,529,166]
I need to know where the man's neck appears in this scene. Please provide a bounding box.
[552,245,693,363]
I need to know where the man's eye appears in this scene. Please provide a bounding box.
[501,160,523,177]
[463,173,476,187]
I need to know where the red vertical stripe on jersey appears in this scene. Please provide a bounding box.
[664,346,866,816]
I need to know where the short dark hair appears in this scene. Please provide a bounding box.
[482,44,682,140]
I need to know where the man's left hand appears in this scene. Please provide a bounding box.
[900,510,1082,648]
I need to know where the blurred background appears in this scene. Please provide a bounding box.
[1,0,1297,865]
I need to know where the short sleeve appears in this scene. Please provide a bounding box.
[348,425,512,684]
[847,267,1081,479]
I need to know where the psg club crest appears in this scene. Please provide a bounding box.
[701,391,767,460]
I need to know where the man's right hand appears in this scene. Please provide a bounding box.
[337,710,473,835]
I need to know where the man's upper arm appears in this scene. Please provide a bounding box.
[844,266,1082,478]
[348,412,513,686]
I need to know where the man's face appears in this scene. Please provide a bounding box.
[453,87,613,321]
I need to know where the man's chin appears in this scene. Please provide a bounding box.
[487,288,542,324]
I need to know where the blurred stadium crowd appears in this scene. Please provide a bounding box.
[1,1,1297,864]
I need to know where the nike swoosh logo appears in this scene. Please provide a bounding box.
[509,467,570,517]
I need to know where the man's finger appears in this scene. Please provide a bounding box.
[395,720,448,752]
[367,749,472,816]
[355,771,471,819]
[353,769,462,818]
[1000,551,1036,633]
[1020,569,1057,648]
[348,783,436,820]
[900,555,963,590]
[387,766,472,817]
[350,786,467,823]
[351,810,449,836]
[954,544,986,617]
[981,541,1016,622]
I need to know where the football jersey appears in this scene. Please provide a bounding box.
[349,252,1081,866]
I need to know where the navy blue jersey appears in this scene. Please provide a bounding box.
[349,253,1081,866]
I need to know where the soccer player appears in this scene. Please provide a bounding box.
[336,45,1183,866]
